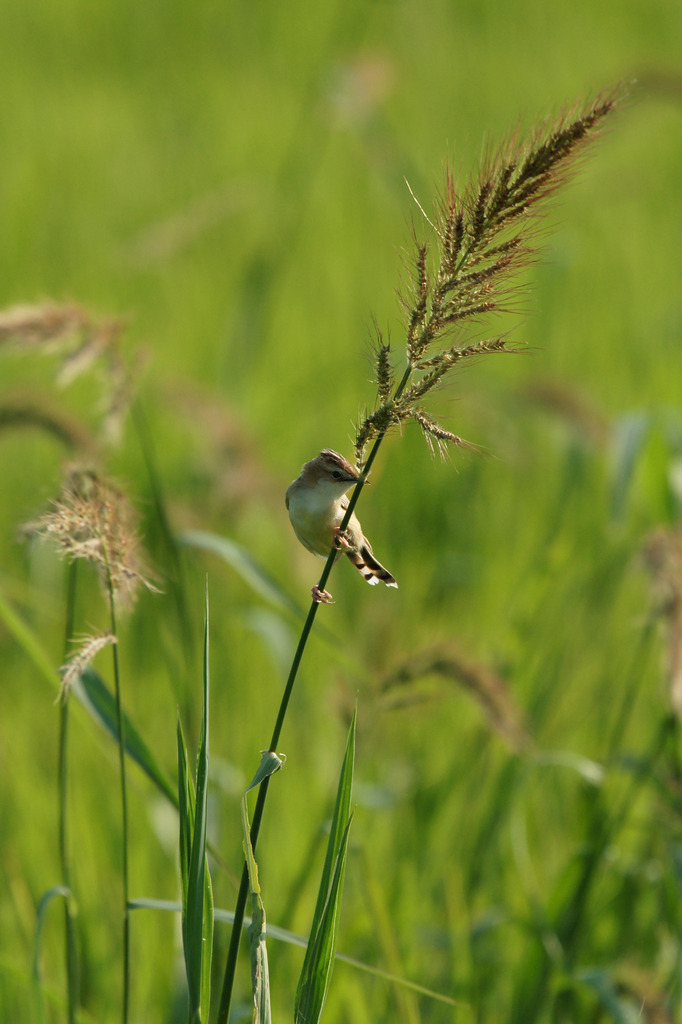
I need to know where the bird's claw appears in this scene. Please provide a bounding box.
[333,527,351,550]
[312,585,334,604]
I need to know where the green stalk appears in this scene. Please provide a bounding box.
[216,90,622,1022]
[107,573,130,1024]
[59,561,79,1024]
[216,363,412,1024]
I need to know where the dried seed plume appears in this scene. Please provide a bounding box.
[381,647,530,754]
[58,631,117,704]
[0,302,135,445]
[24,465,159,610]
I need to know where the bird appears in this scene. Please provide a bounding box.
[286,448,398,604]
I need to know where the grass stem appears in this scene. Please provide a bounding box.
[217,91,622,1020]
[107,574,130,1024]
[59,561,79,1024]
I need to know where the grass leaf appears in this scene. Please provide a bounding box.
[239,748,283,1022]
[0,585,58,688]
[32,886,71,1024]
[295,707,356,1023]
[73,667,177,806]
[241,795,272,1024]
[0,591,179,807]
[176,719,194,913]
[179,529,303,616]
[577,968,643,1024]
[610,411,651,521]
[295,818,354,1024]
[180,583,214,1023]
[129,898,461,1009]
[533,750,606,786]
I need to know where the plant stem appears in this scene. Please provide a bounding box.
[59,561,79,1024]
[216,362,413,1024]
[107,576,130,1024]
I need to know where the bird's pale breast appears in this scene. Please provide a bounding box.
[286,486,344,557]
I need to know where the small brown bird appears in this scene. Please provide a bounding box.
[286,449,398,603]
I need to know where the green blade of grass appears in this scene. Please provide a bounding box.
[179,529,302,616]
[73,667,177,806]
[177,719,194,910]
[180,583,213,1023]
[0,589,179,807]
[241,793,274,1024]
[32,886,71,1024]
[578,968,643,1024]
[295,708,356,1023]
[178,530,360,669]
[302,708,355,966]
[610,411,651,521]
[240,750,283,1023]
[295,817,354,1024]
[0,585,57,688]
[532,750,605,786]
[128,898,461,1008]
[200,867,214,1023]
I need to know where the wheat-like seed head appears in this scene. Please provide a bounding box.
[24,465,159,610]
[354,86,625,469]
[380,647,531,754]
[0,302,136,446]
[57,631,117,703]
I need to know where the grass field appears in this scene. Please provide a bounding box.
[2,1,682,1021]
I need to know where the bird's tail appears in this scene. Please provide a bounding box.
[346,546,398,589]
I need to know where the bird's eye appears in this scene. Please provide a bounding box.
[331,470,343,480]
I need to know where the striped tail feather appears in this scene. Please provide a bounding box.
[346,546,398,589]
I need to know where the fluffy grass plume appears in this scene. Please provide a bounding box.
[24,465,157,610]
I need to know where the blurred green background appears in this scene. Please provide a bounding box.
[2,0,682,1020]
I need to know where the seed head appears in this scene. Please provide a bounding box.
[356,86,624,466]
[24,465,158,610]
[58,631,117,704]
